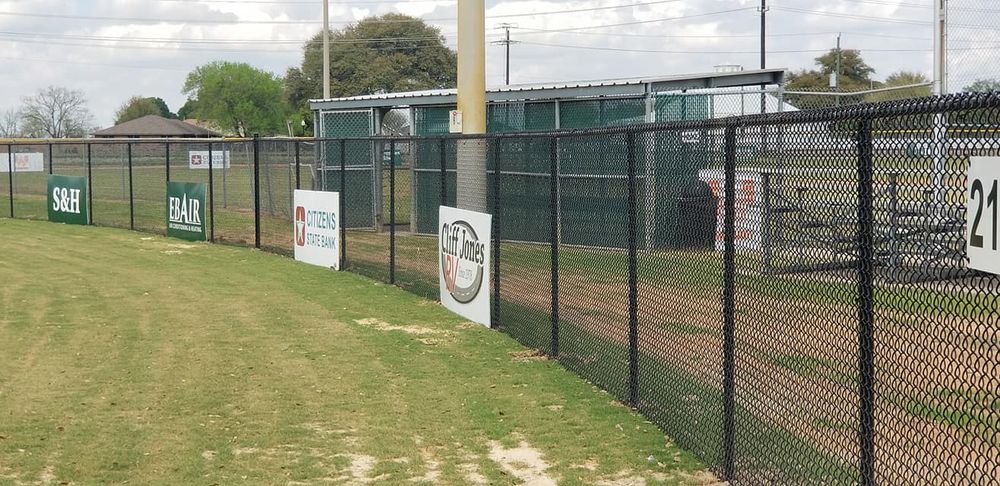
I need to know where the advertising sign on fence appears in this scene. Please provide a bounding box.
[967,157,999,275]
[293,190,341,270]
[47,175,88,225]
[0,153,44,173]
[166,182,207,241]
[439,206,491,327]
[188,151,231,169]
[697,169,763,251]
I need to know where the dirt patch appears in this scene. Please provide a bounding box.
[353,318,445,336]
[510,349,548,361]
[201,450,217,460]
[544,404,564,412]
[488,437,557,486]
[39,465,57,485]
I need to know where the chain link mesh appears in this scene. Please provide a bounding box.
[4,91,999,484]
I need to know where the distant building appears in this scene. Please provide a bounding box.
[92,115,220,138]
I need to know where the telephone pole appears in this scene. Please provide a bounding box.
[491,24,518,86]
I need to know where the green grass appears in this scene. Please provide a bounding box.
[0,218,710,485]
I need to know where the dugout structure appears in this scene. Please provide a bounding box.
[310,69,786,248]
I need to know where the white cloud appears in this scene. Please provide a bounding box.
[0,0,968,128]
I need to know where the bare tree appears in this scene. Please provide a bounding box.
[0,109,20,138]
[19,86,93,138]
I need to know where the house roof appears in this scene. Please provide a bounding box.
[92,115,221,138]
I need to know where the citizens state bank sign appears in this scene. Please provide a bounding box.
[439,206,492,327]
[293,190,341,270]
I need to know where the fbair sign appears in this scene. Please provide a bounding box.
[439,206,492,327]
[293,190,340,270]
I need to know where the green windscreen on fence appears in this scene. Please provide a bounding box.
[322,110,375,229]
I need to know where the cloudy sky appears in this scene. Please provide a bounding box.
[0,0,993,127]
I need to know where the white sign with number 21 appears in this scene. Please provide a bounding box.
[967,157,1000,275]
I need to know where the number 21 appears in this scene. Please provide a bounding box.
[970,178,998,250]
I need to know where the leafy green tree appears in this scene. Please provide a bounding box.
[285,14,457,111]
[114,96,176,124]
[177,99,197,120]
[864,71,931,103]
[785,49,877,109]
[182,61,288,136]
[962,79,1000,93]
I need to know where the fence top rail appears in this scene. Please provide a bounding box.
[4,91,999,148]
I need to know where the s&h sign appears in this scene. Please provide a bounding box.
[293,190,341,270]
[47,174,88,225]
[439,206,492,327]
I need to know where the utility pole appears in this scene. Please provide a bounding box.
[835,33,842,107]
[492,23,518,86]
[323,0,330,99]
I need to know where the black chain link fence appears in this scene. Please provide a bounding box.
[4,92,999,484]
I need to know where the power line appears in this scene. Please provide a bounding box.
[774,6,930,25]
[519,7,756,33]
[513,27,930,41]
[0,30,454,45]
[0,0,685,25]
[517,40,930,54]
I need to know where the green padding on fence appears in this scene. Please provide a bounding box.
[655,95,711,122]
[322,111,374,229]
[559,98,646,129]
[414,106,451,135]
[488,102,557,133]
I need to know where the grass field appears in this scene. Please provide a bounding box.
[0,219,713,485]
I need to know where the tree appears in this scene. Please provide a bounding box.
[177,99,197,120]
[19,86,93,138]
[285,14,457,111]
[864,71,931,103]
[115,96,176,124]
[785,49,877,109]
[182,61,288,136]
[0,109,21,138]
[962,79,1000,93]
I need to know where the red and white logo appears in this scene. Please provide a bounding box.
[295,206,306,246]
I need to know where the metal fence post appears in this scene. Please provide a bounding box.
[856,119,876,486]
[440,138,448,205]
[295,140,301,190]
[86,143,93,225]
[47,143,53,175]
[549,136,559,357]
[253,136,261,248]
[340,139,346,266]
[492,139,501,328]
[627,132,639,407]
[209,141,215,242]
[165,142,170,182]
[127,143,134,230]
[389,139,396,284]
[722,124,738,481]
[6,146,12,218]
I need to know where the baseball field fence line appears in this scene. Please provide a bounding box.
[3,92,998,484]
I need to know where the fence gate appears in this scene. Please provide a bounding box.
[320,109,376,229]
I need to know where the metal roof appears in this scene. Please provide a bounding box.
[310,68,786,111]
